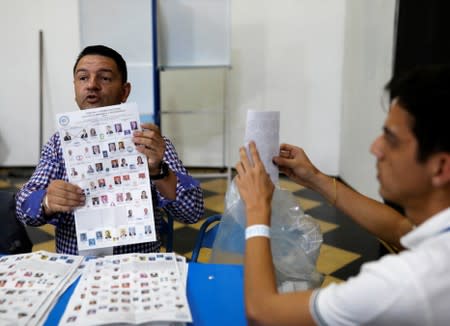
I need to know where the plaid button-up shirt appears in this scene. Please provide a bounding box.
[16,132,204,255]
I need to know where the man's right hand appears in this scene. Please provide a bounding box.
[235,141,274,224]
[44,180,85,215]
[272,143,322,190]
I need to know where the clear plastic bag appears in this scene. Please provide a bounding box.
[210,179,324,291]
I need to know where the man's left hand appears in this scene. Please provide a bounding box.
[133,123,165,174]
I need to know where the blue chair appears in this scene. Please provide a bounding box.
[191,214,222,262]
[160,209,174,252]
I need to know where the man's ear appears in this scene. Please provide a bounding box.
[431,153,450,187]
[121,82,131,103]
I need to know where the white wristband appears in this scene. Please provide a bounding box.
[245,224,270,240]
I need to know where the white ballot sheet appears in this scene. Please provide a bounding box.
[244,110,280,185]
[0,251,84,326]
[56,103,156,253]
[59,253,191,325]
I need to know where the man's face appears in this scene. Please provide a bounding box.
[73,54,130,109]
[370,100,432,207]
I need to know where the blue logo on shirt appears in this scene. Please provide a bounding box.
[59,116,70,126]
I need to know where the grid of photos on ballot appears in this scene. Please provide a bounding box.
[58,104,155,251]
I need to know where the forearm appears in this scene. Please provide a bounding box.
[244,206,278,323]
[239,142,317,325]
[157,175,204,224]
[16,188,48,226]
[16,133,66,226]
[245,237,279,324]
[16,164,52,226]
[245,209,316,326]
[152,169,177,200]
[156,138,204,221]
[312,173,412,248]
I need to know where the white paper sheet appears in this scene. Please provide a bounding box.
[59,253,191,325]
[244,110,280,185]
[0,251,83,326]
[56,103,156,253]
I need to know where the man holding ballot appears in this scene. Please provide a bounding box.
[16,45,204,255]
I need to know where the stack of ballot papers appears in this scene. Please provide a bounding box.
[59,252,191,325]
[0,251,84,325]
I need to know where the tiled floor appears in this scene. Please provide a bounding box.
[0,168,387,287]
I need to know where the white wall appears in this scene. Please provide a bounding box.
[0,0,41,165]
[161,69,227,166]
[79,0,155,119]
[0,0,80,166]
[41,0,81,143]
[227,0,345,174]
[161,0,397,201]
[339,0,396,199]
[162,0,346,174]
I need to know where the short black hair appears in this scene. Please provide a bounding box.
[73,45,128,83]
[385,65,450,162]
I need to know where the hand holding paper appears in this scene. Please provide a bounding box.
[133,123,166,173]
[45,180,85,215]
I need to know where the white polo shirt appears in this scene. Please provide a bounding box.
[310,207,450,326]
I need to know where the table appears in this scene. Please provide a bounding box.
[45,263,246,326]
[187,263,246,326]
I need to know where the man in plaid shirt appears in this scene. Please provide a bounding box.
[16,45,204,255]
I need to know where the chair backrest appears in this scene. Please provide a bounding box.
[0,191,33,254]
[191,214,221,262]
[159,208,174,252]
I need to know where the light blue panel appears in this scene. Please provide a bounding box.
[140,114,155,124]
[79,0,155,116]
[158,0,231,67]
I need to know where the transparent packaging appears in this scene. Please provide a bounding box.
[210,180,324,291]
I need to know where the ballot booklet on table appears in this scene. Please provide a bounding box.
[0,251,84,326]
[59,253,192,325]
[56,103,156,253]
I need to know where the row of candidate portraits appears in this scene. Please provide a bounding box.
[70,155,146,179]
[79,222,154,249]
[62,120,139,142]
[82,174,150,209]
[85,171,148,192]
[87,189,150,206]
[67,141,140,161]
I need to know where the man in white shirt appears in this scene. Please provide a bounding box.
[235,65,450,325]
